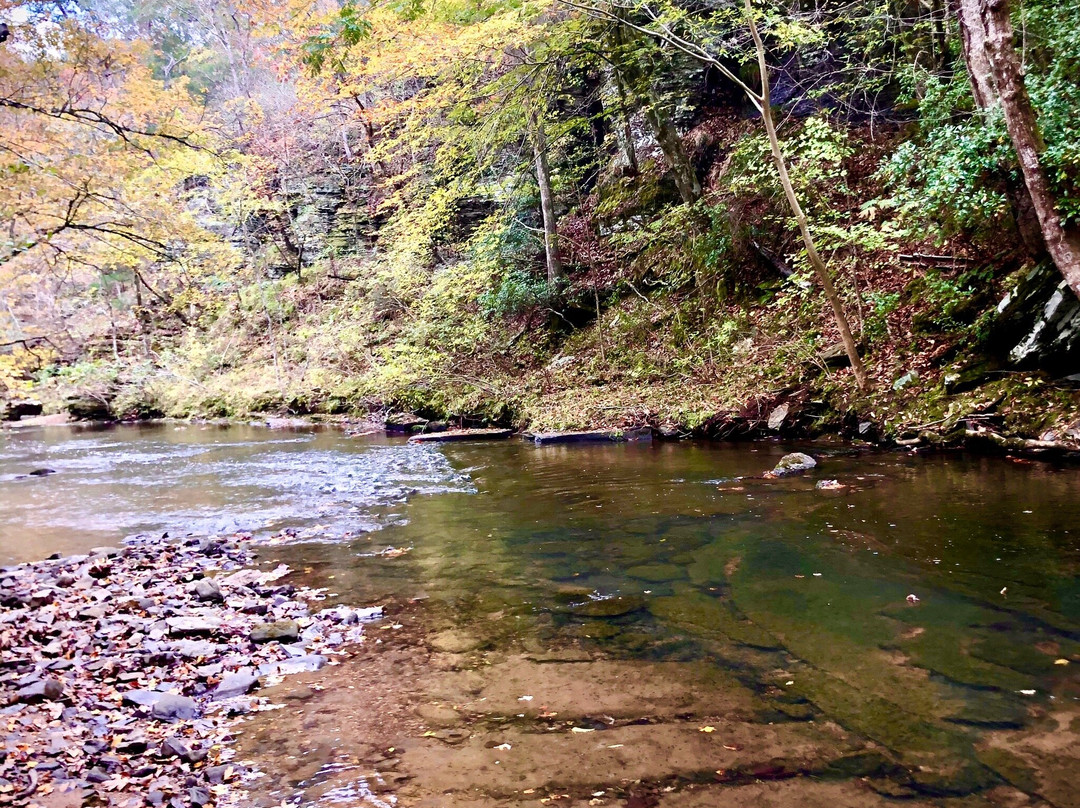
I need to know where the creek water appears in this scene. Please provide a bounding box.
[2,423,1079,805]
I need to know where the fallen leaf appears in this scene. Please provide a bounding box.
[698,726,716,733]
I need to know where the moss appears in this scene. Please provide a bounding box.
[974,747,1039,794]
[648,592,782,650]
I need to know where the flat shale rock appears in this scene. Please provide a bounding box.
[151,693,201,721]
[0,532,373,805]
[13,677,64,703]
[213,671,260,700]
[249,619,301,643]
[408,428,513,443]
[166,616,219,637]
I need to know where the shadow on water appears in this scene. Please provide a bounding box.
[3,424,1080,805]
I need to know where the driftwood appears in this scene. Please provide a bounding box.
[898,253,976,268]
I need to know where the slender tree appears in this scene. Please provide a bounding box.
[528,104,564,284]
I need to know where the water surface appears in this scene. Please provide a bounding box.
[3,424,1079,803]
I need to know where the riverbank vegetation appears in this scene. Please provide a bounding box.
[2,0,1080,442]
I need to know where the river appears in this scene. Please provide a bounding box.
[2,423,1078,807]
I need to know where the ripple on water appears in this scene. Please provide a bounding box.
[0,426,474,561]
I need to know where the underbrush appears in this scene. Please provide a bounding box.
[25,115,1080,441]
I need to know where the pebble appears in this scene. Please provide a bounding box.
[0,532,375,805]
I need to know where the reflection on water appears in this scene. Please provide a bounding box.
[3,424,1080,801]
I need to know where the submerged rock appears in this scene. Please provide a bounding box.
[569,595,646,618]
[429,629,482,654]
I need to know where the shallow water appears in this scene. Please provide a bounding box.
[3,424,1080,803]
[0,423,471,563]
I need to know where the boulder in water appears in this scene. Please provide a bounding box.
[768,452,818,477]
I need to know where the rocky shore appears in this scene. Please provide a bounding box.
[0,533,381,807]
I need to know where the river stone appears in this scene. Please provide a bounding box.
[258,655,326,676]
[170,639,220,658]
[15,678,64,703]
[122,689,164,707]
[415,703,463,727]
[166,616,218,637]
[213,671,259,700]
[430,630,482,653]
[151,693,200,722]
[767,403,790,430]
[570,595,646,618]
[249,619,300,644]
[204,765,234,785]
[159,737,190,760]
[770,452,818,477]
[190,578,223,602]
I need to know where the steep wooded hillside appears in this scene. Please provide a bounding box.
[3,0,1080,443]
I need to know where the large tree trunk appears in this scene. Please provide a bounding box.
[955,0,1044,257]
[957,0,1080,296]
[529,107,563,285]
[745,0,869,391]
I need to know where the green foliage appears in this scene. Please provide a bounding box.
[302,2,373,75]
[480,269,552,316]
[863,291,900,345]
[727,115,853,206]
[1026,0,1080,224]
[880,115,1013,237]
[907,265,994,334]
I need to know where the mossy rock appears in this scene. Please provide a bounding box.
[568,595,646,618]
[974,746,1039,795]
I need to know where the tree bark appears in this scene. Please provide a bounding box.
[956,0,997,109]
[955,0,1041,257]
[529,106,563,285]
[644,91,701,204]
[958,0,1080,296]
[745,0,869,390]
